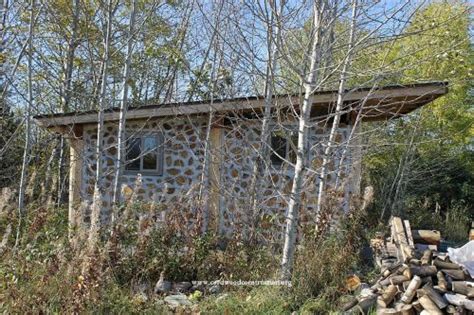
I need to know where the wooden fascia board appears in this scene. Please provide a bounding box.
[34,84,447,129]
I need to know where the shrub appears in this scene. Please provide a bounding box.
[444,202,471,242]
[199,287,291,314]
[290,196,369,310]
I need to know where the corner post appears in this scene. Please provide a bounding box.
[209,126,224,235]
[66,125,84,236]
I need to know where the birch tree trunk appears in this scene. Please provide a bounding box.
[280,0,323,280]
[248,0,284,240]
[111,0,137,214]
[315,0,358,215]
[41,139,59,205]
[16,0,35,248]
[197,0,224,234]
[89,0,113,246]
[56,0,81,206]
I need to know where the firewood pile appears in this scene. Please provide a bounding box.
[342,217,474,315]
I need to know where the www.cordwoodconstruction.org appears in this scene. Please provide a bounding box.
[192,280,292,287]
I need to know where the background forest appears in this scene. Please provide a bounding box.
[0,0,472,313]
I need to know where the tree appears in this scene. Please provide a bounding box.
[363,1,473,220]
[316,0,358,214]
[248,0,285,240]
[89,0,114,247]
[112,0,137,212]
[16,0,35,247]
[281,0,325,280]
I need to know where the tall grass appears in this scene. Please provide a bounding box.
[0,187,373,314]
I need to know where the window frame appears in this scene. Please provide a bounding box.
[124,131,164,176]
[269,126,298,166]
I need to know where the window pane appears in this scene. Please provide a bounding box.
[143,136,158,170]
[126,138,141,170]
[271,134,287,165]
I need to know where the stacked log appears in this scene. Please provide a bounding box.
[346,217,473,314]
[344,253,473,314]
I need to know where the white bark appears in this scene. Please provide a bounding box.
[41,139,59,204]
[89,0,113,245]
[315,0,358,215]
[15,0,35,248]
[249,0,284,237]
[56,0,81,206]
[112,0,137,211]
[198,0,224,234]
[280,0,324,280]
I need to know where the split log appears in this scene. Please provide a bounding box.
[463,299,474,311]
[377,307,400,315]
[444,293,474,311]
[444,292,466,306]
[436,271,448,292]
[433,258,461,270]
[451,281,474,298]
[377,285,398,308]
[418,295,443,315]
[401,266,412,279]
[442,269,466,280]
[380,275,410,286]
[408,258,421,266]
[391,217,413,261]
[406,265,437,278]
[395,303,415,315]
[382,263,403,278]
[420,249,432,266]
[403,220,415,248]
[401,275,422,303]
[418,283,448,309]
[401,277,431,291]
[412,230,440,245]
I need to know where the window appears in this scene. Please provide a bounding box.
[125,133,163,175]
[270,130,298,165]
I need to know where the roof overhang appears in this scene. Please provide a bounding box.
[34,81,448,131]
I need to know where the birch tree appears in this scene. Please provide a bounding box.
[16,0,35,248]
[56,0,81,205]
[196,0,226,234]
[280,0,324,280]
[315,0,358,215]
[111,0,137,212]
[89,0,114,246]
[248,0,284,240]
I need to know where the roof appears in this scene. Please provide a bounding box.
[34,81,448,130]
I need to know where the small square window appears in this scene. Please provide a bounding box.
[125,133,163,175]
[270,130,298,165]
